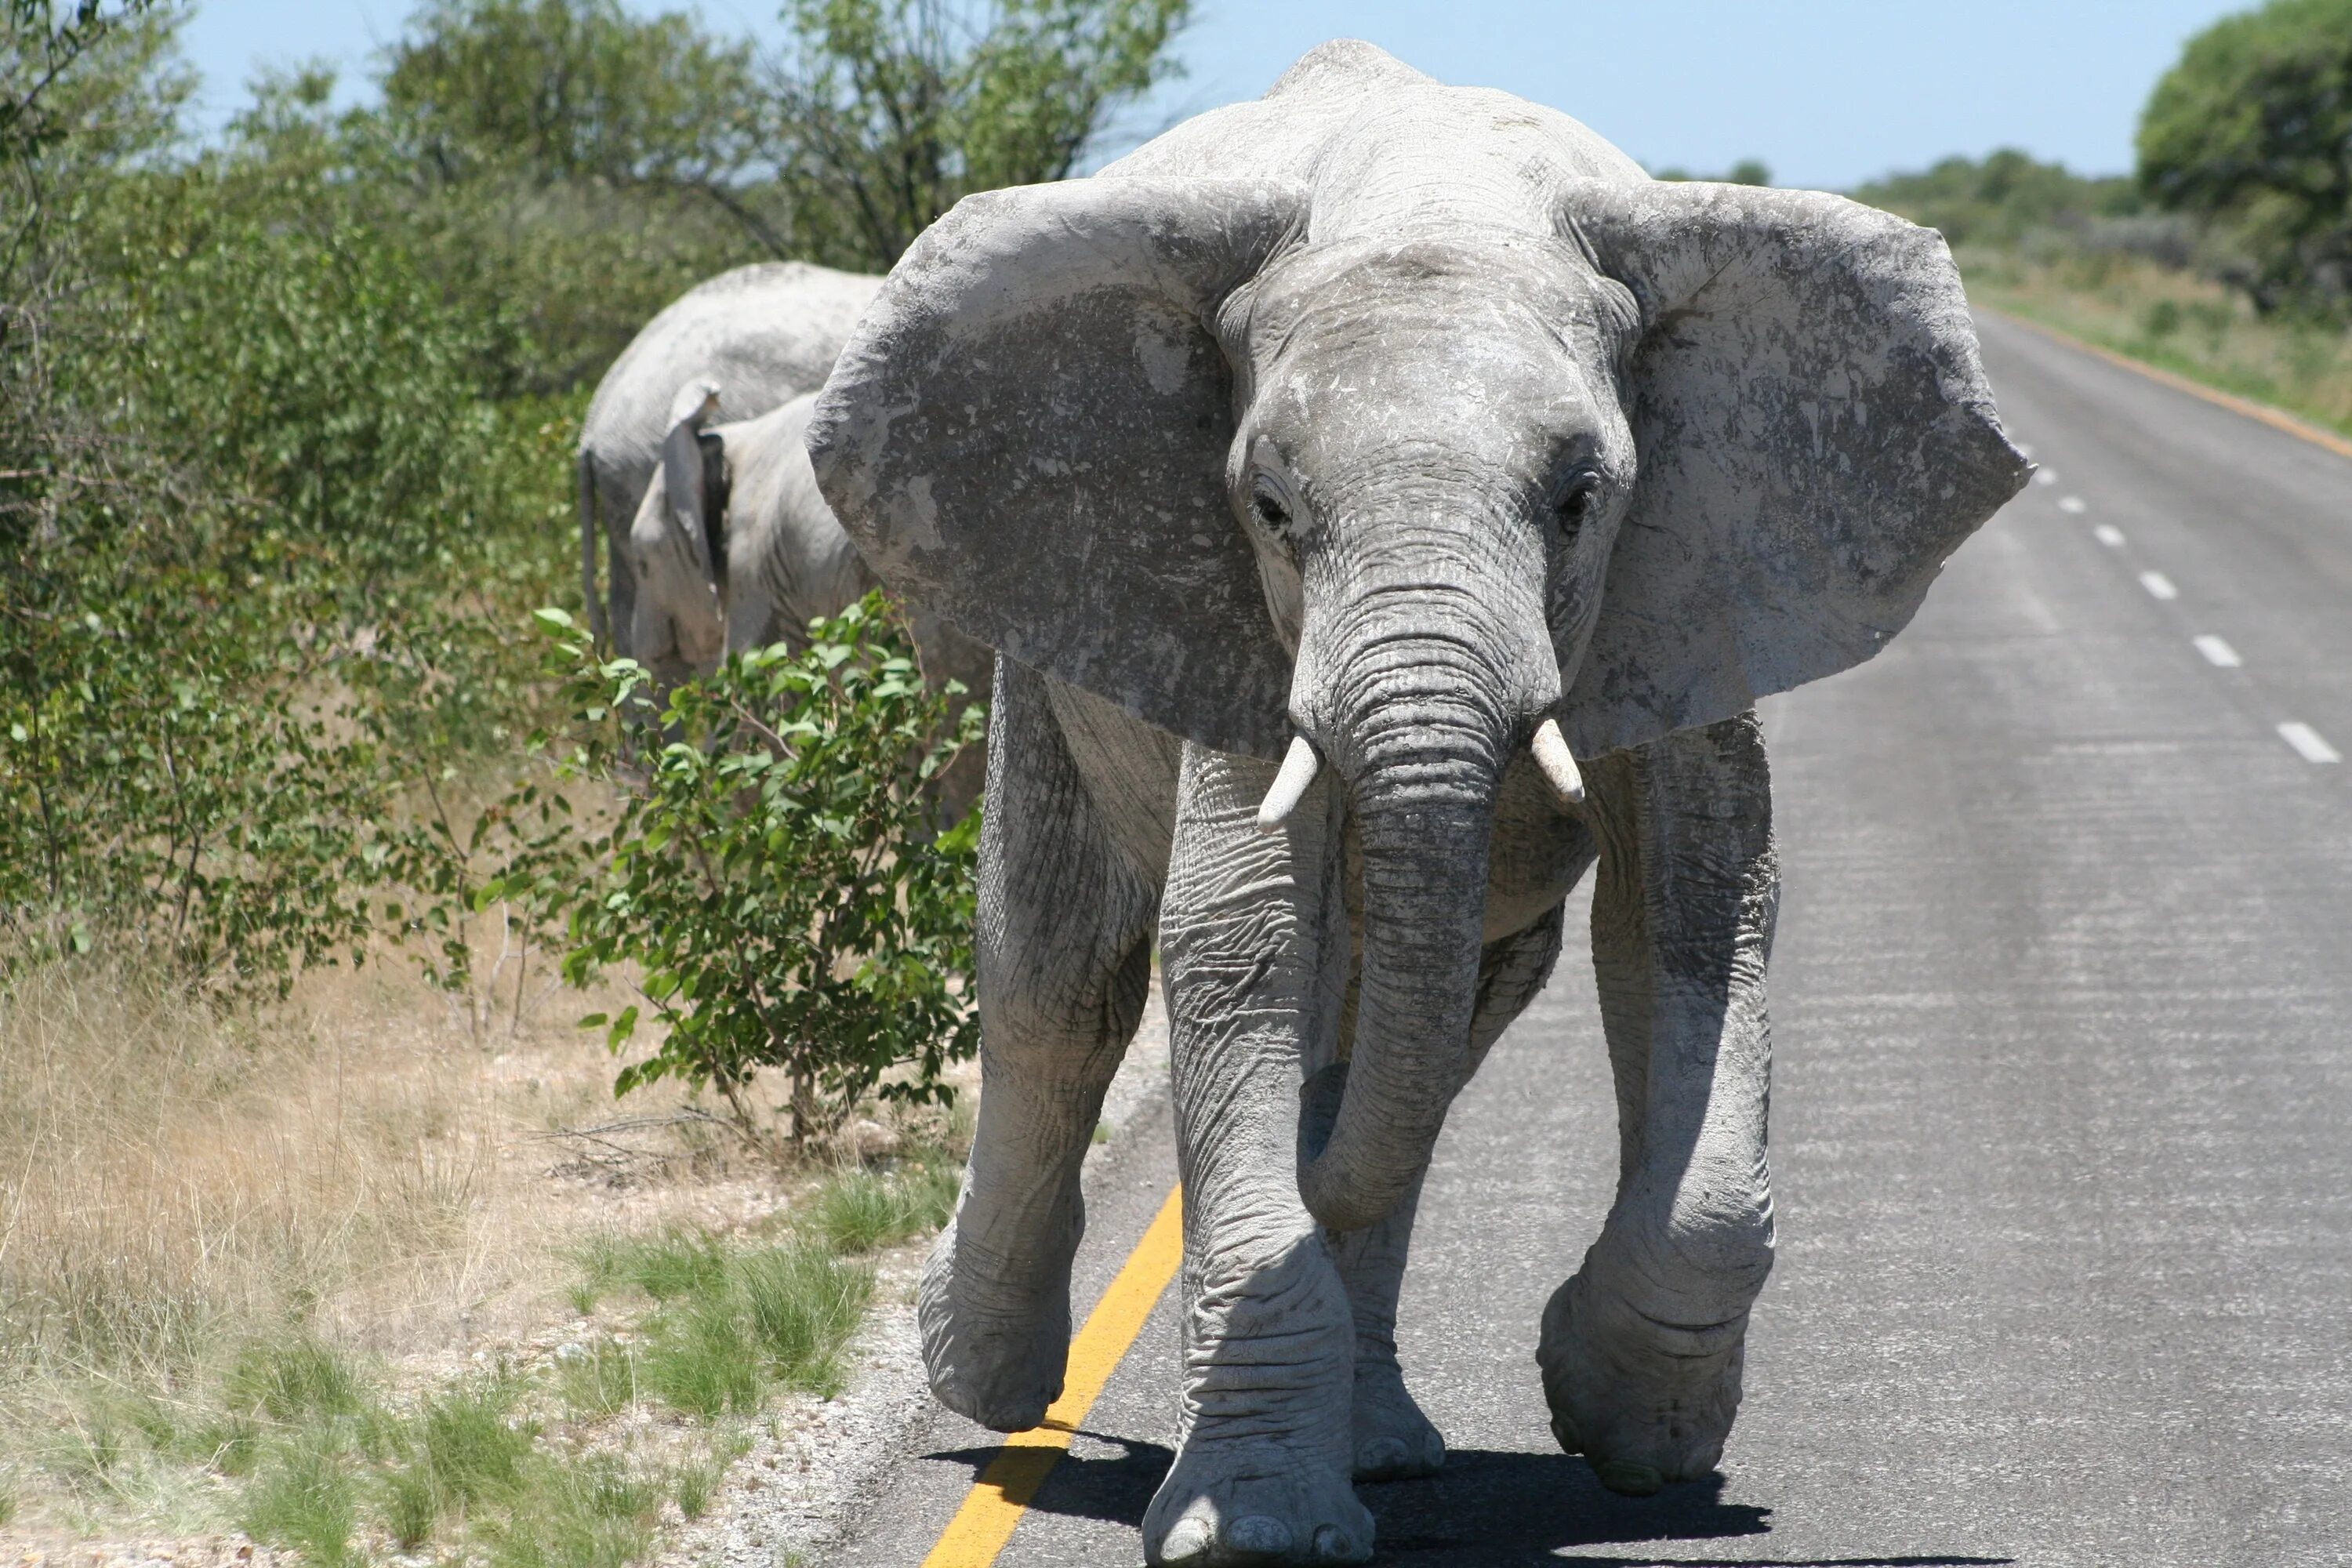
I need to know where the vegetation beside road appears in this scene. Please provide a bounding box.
[2,0,1181,1555]
[1854,1,2352,441]
[1960,249,2352,439]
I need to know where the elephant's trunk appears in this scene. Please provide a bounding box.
[1292,562,1559,1232]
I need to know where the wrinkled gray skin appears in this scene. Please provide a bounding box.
[577,262,881,652]
[811,41,2029,1567]
[627,384,992,815]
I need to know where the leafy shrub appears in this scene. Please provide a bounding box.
[554,592,983,1146]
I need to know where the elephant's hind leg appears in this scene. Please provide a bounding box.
[1537,712,1777,1495]
[1336,902,1569,1483]
[919,661,1161,1432]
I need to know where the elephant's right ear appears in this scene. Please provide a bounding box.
[661,379,728,593]
[808,177,1308,760]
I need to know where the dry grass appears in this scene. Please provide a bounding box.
[0,959,605,1392]
[0,942,955,1556]
[1962,246,2352,435]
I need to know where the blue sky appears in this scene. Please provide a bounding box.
[181,0,2246,189]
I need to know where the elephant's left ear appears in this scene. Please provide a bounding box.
[661,378,729,591]
[1561,180,2031,756]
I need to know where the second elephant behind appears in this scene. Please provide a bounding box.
[627,383,993,815]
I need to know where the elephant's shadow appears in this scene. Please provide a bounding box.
[926,1436,2016,1564]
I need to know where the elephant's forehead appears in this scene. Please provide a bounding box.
[1241,238,1635,369]
[1240,249,1627,442]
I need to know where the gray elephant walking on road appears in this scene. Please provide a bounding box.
[811,41,2028,1567]
[576,261,881,652]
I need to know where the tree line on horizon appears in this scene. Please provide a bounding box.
[1856,0,2352,321]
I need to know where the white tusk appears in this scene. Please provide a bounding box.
[1256,735,1322,833]
[1531,717,1584,807]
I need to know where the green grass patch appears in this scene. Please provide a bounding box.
[224,1338,366,1426]
[556,1338,643,1421]
[738,1242,874,1397]
[242,1429,358,1566]
[387,1377,538,1534]
[571,1229,734,1305]
[806,1163,960,1254]
[673,1453,718,1520]
[641,1296,764,1418]
[480,1452,663,1568]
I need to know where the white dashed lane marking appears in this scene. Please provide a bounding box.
[2058,495,2088,514]
[2278,723,2344,764]
[2093,524,2126,548]
[2140,571,2180,601]
[2193,635,2242,668]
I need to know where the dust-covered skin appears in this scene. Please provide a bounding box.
[576,262,881,652]
[623,387,992,812]
[811,41,2028,1566]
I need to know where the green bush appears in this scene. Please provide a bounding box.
[555,593,983,1147]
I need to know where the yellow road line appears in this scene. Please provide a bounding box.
[1996,309,2352,463]
[920,1184,1185,1568]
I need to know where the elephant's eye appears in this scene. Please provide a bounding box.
[1250,477,1293,535]
[1555,470,1602,535]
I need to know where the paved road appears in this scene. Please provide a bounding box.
[835,312,2352,1566]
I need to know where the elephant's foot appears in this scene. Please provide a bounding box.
[1536,1266,1748,1495]
[1145,1237,1370,1565]
[1349,1359,1444,1482]
[916,1207,1079,1432]
[1146,1444,1374,1566]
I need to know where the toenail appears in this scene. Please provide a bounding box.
[1157,1516,1214,1563]
[1595,1457,1664,1496]
[1548,1412,1583,1454]
[1227,1515,1294,1555]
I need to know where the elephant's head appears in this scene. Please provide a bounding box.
[809,176,2028,1231]
[626,377,731,679]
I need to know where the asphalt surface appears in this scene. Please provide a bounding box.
[833,312,2352,1566]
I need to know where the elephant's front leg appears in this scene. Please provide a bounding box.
[1145,745,1372,1567]
[920,662,1161,1431]
[1538,710,1778,1495]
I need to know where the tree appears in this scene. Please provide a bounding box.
[0,0,160,164]
[379,0,786,252]
[773,0,1190,269]
[2138,0,2352,310]
[1853,149,2141,249]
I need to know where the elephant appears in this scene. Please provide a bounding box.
[808,39,2029,1567]
[576,261,881,654]
[626,378,992,815]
